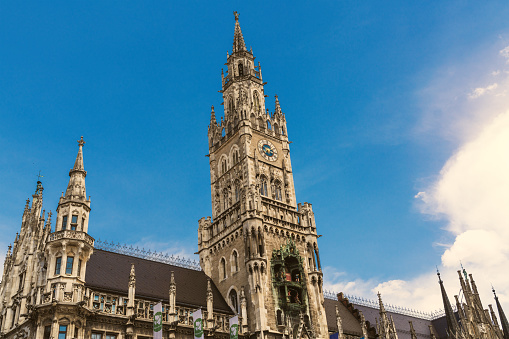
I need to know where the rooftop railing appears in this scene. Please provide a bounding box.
[94,239,201,271]
[323,289,450,321]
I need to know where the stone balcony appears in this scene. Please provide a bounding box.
[48,230,95,246]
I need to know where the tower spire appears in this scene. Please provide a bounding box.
[437,269,460,336]
[493,287,509,339]
[210,105,216,126]
[73,136,85,171]
[232,11,247,53]
[64,136,88,201]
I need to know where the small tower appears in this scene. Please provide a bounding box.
[42,137,94,338]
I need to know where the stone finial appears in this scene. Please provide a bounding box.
[232,11,247,53]
[129,264,136,287]
[206,279,213,301]
[429,325,437,339]
[169,271,176,316]
[335,305,344,338]
[78,136,85,147]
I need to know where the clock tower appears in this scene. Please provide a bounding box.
[198,12,328,339]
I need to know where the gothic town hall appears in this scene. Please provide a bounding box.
[1,12,508,339]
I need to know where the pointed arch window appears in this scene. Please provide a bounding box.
[232,149,239,165]
[221,158,227,175]
[238,63,243,76]
[275,181,282,201]
[235,186,240,202]
[232,251,239,272]
[220,258,227,280]
[229,97,234,114]
[260,177,268,196]
[229,289,239,313]
[223,190,229,210]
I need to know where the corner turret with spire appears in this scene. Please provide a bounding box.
[45,137,94,307]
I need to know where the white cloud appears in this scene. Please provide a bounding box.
[499,46,509,60]
[324,40,509,314]
[468,83,498,99]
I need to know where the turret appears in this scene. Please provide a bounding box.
[44,137,94,305]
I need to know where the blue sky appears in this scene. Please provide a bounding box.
[2,2,509,311]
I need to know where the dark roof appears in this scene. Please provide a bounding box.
[85,249,232,313]
[324,298,363,336]
[353,304,434,339]
[431,315,450,339]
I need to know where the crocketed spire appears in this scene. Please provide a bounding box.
[437,270,460,337]
[73,136,85,171]
[232,11,247,53]
[65,136,87,200]
[494,287,509,339]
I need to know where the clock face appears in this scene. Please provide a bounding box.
[258,139,278,161]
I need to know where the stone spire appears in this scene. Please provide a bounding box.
[206,279,214,329]
[335,305,344,339]
[232,11,246,53]
[65,136,87,201]
[240,286,248,333]
[437,270,460,337]
[428,325,437,339]
[275,94,282,115]
[168,271,176,317]
[210,105,216,126]
[360,311,369,339]
[127,264,136,317]
[409,321,417,339]
[377,292,390,338]
[493,288,509,339]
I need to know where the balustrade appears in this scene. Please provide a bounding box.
[87,291,230,331]
[48,230,94,246]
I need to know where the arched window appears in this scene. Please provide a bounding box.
[232,251,239,273]
[275,182,282,201]
[229,97,234,114]
[229,289,239,313]
[223,190,228,210]
[220,258,227,280]
[260,177,268,196]
[238,63,243,76]
[235,186,240,202]
[232,149,239,165]
[221,158,227,175]
[276,310,283,325]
